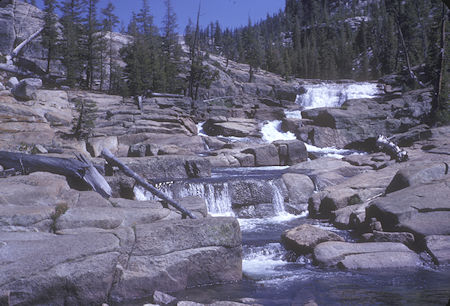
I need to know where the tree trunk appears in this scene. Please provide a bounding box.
[0,151,112,198]
[11,27,44,59]
[376,135,408,162]
[394,13,425,88]
[101,148,197,219]
[436,3,447,112]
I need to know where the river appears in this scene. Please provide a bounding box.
[140,82,450,305]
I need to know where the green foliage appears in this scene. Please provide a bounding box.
[71,98,97,140]
[194,0,444,82]
[60,0,85,87]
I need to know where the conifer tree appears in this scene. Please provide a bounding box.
[102,2,119,92]
[60,0,85,87]
[72,98,97,140]
[161,0,181,93]
[84,0,101,90]
[42,0,59,74]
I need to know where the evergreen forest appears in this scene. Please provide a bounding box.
[36,0,449,122]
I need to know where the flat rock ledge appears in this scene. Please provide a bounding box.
[313,241,421,269]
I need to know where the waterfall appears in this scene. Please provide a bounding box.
[269,180,286,215]
[296,82,381,110]
[134,181,234,217]
[261,120,296,143]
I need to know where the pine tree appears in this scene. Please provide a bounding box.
[101,1,119,92]
[84,0,101,90]
[42,0,59,74]
[72,98,97,140]
[60,0,85,87]
[242,18,263,82]
[161,0,181,93]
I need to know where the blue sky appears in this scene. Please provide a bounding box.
[36,0,285,33]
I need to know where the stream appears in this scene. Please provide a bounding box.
[140,82,450,305]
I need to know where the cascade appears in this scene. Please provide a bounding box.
[261,120,296,143]
[134,177,295,219]
[296,82,382,110]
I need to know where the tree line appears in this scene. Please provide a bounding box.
[38,0,447,121]
[194,0,448,121]
[40,0,217,99]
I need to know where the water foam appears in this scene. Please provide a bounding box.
[296,82,381,109]
[261,120,296,143]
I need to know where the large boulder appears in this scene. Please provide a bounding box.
[313,241,420,269]
[202,117,260,138]
[11,78,42,101]
[281,173,315,205]
[288,157,371,191]
[366,177,450,239]
[281,224,344,255]
[109,217,242,303]
[273,139,307,165]
[242,144,280,166]
[312,165,399,217]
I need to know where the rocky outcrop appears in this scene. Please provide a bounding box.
[0,172,242,305]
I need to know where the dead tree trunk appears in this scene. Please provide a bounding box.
[11,27,44,59]
[394,12,425,88]
[376,135,408,162]
[101,148,197,219]
[0,151,112,198]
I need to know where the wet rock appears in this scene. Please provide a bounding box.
[425,235,450,265]
[366,177,450,239]
[281,224,344,255]
[273,139,307,165]
[281,173,315,205]
[242,144,280,166]
[229,179,282,207]
[314,241,420,269]
[120,155,211,181]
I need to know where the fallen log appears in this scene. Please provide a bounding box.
[0,151,112,198]
[376,135,408,162]
[101,148,197,219]
[11,27,44,59]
